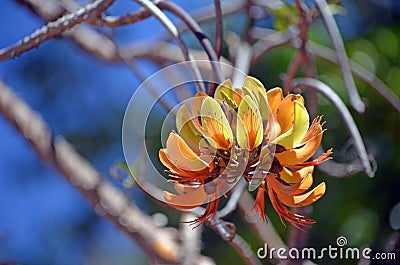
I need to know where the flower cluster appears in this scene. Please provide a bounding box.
[159,76,331,229]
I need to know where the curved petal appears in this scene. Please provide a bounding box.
[274,99,309,149]
[243,76,269,121]
[266,87,283,114]
[275,121,324,166]
[275,94,304,135]
[237,95,263,150]
[165,132,209,171]
[163,184,208,209]
[214,79,241,109]
[200,97,233,150]
[279,166,314,183]
[276,182,326,207]
[244,76,267,97]
[159,149,188,175]
[191,92,208,117]
[214,79,232,101]
[267,186,315,228]
[176,105,203,152]
[233,88,243,106]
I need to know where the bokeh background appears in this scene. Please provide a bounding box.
[0,0,399,264]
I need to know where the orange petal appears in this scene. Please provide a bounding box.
[163,185,208,209]
[191,92,208,117]
[233,88,243,106]
[266,87,283,114]
[276,182,326,207]
[176,105,203,152]
[200,97,233,150]
[159,149,188,175]
[280,166,314,183]
[267,186,315,229]
[275,126,324,167]
[165,132,209,171]
[237,95,263,150]
[276,94,304,135]
[159,149,211,180]
[249,187,267,222]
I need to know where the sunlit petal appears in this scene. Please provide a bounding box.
[237,95,263,150]
[163,184,208,209]
[176,105,203,152]
[200,97,233,150]
[279,166,314,183]
[276,94,304,134]
[277,182,326,207]
[214,79,241,109]
[274,99,309,149]
[165,132,209,171]
[243,76,269,121]
[275,124,324,167]
[266,87,283,114]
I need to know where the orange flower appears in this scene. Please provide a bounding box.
[159,76,331,228]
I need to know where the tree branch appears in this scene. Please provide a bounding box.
[214,0,223,59]
[315,0,366,113]
[0,0,116,62]
[308,42,400,114]
[0,80,180,264]
[291,78,375,178]
[157,0,225,86]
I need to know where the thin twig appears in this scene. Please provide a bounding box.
[217,179,247,218]
[180,214,203,265]
[316,147,371,177]
[175,0,246,37]
[91,8,151,27]
[214,0,223,59]
[211,221,261,265]
[308,42,400,114]
[15,0,121,62]
[0,0,116,62]
[157,0,225,86]
[231,41,252,88]
[251,26,299,63]
[0,81,180,264]
[230,234,263,265]
[131,0,206,92]
[291,78,375,177]
[315,0,366,113]
[283,52,304,94]
[238,191,286,249]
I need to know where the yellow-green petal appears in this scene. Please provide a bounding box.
[236,95,263,150]
[200,97,233,150]
[176,105,203,152]
[214,79,233,102]
[274,100,309,148]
